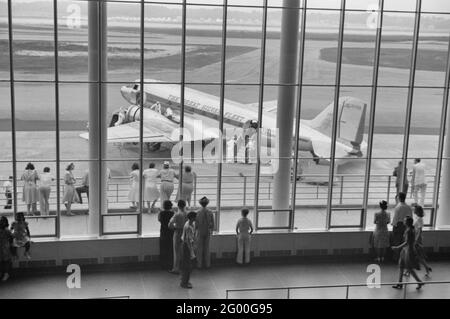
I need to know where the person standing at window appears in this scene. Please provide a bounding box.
[143,163,160,214]
[196,196,214,269]
[62,163,79,217]
[168,200,187,275]
[158,200,174,270]
[128,163,140,210]
[180,211,197,289]
[39,167,54,217]
[21,163,39,216]
[392,216,424,290]
[373,200,391,263]
[3,176,12,210]
[236,208,254,265]
[412,158,427,207]
[158,161,178,203]
[176,166,196,208]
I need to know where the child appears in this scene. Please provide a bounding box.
[0,216,13,281]
[236,208,254,265]
[180,211,197,289]
[11,212,31,260]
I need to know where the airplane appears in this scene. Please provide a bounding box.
[80,79,368,166]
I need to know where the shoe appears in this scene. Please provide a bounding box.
[392,284,403,289]
[169,270,179,275]
[1,273,10,282]
[67,212,75,216]
[24,252,31,260]
[416,283,425,290]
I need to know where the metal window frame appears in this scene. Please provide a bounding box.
[7,0,18,217]
[4,0,450,236]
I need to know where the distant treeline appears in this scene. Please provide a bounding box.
[3,22,449,43]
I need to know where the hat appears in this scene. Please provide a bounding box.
[163,161,170,166]
[199,196,210,206]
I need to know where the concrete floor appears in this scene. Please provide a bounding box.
[0,261,449,299]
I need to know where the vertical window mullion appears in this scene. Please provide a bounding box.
[326,0,346,230]
[53,0,61,238]
[362,0,384,229]
[7,0,18,218]
[179,0,187,201]
[254,0,268,229]
[290,0,308,231]
[400,0,422,190]
[138,0,145,236]
[216,0,228,232]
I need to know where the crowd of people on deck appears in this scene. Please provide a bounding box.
[0,158,434,289]
[372,192,432,290]
[157,197,253,289]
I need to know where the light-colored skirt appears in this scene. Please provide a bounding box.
[373,230,390,249]
[62,185,80,204]
[160,181,174,202]
[144,185,160,202]
[128,184,140,202]
[22,184,39,204]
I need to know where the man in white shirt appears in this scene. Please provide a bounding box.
[391,192,412,261]
[412,158,427,207]
[3,176,12,209]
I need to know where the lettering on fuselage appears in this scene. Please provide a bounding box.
[166,94,247,126]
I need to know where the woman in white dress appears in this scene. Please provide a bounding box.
[39,167,55,217]
[62,163,79,216]
[128,163,140,209]
[21,163,40,216]
[143,163,160,213]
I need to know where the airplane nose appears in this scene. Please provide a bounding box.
[120,86,132,103]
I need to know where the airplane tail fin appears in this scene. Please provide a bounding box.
[310,97,367,156]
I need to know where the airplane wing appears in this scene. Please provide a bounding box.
[79,108,221,144]
[80,121,177,144]
[246,100,278,113]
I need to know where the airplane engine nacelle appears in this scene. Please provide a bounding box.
[109,105,141,127]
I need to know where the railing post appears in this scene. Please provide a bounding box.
[268,181,271,200]
[243,176,247,206]
[340,176,344,205]
[346,285,350,299]
[287,288,290,299]
[116,183,119,203]
[403,285,407,299]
